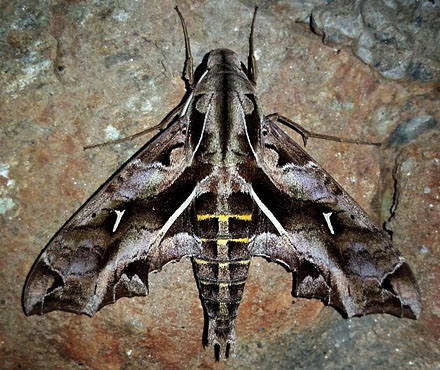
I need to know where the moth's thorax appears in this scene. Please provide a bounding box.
[206,48,241,69]
[193,93,254,167]
[190,49,258,167]
[193,49,255,95]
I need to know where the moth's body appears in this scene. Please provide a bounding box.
[190,49,257,351]
[23,10,420,361]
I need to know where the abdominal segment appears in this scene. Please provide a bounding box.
[192,193,254,357]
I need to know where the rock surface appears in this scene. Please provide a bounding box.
[283,0,440,82]
[1,0,439,369]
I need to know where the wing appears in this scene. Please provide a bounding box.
[23,117,201,316]
[248,117,421,319]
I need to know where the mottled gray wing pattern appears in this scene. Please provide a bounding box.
[249,117,421,319]
[23,119,200,316]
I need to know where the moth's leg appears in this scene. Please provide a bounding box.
[248,7,258,84]
[83,103,184,150]
[266,113,381,147]
[175,6,194,88]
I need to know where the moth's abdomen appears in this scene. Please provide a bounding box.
[192,212,252,357]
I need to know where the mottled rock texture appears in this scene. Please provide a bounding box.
[1,0,439,369]
[284,0,440,81]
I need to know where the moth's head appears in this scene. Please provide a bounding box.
[206,48,242,71]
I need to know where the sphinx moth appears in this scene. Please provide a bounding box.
[23,7,420,359]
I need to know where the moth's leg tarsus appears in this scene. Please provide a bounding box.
[175,6,194,88]
[248,6,258,84]
[266,113,381,147]
[83,104,184,150]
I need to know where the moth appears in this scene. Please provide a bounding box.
[23,7,420,359]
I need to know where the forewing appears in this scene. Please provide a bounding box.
[249,117,421,319]
[23,118,201,316]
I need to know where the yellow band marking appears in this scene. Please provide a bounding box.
[199,280,246,286]
[219,260,250,267]
[193,258,251,266]
[197,214,252,221]
[200,238,249,244]
[193,258,210,265]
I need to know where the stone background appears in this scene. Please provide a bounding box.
[1,0,439,369]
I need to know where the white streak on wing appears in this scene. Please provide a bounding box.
[180,70,209,118]
[276,258,291,269]
[198,69,209,84]
[189,99,208,162]
[180,92,193,117]
[250,187,286,236]
[323,212,334,234]
[112,209,126,232]
[241,100,260,164]
[254,253,271,259]
[149,186,198,250]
